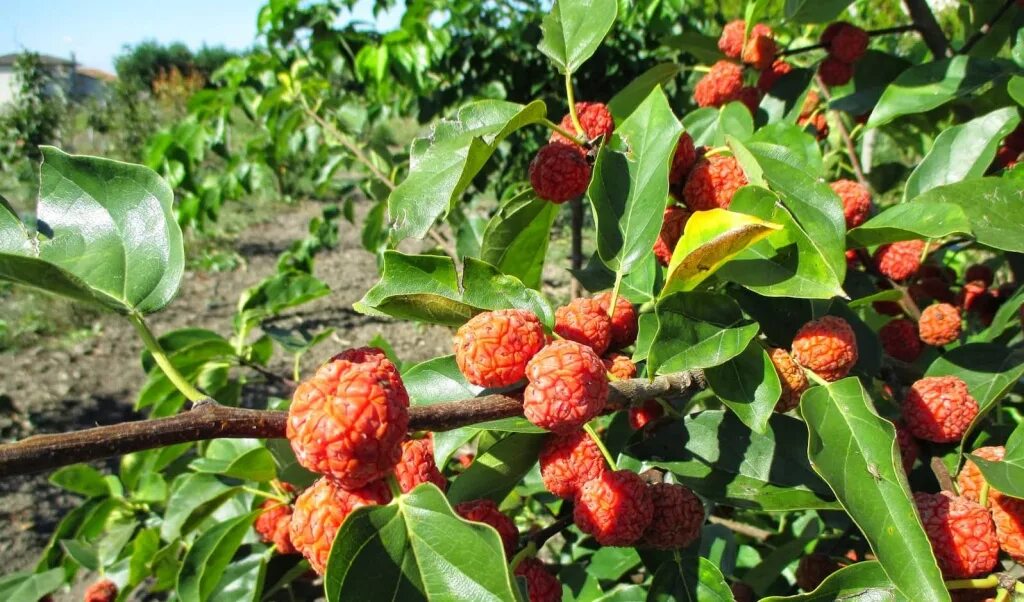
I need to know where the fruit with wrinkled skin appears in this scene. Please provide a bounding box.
[669,133,698,185]
[514,558,563,602]
[895,423,919,473]
[395,437,446,493]
[829,179,872,229]
[818,56,853,86]
[821,22,869,63]
[682,154,748,211]
[593,292,638,350]
[757,59,792,92]
[878,318,922,363]
[629,400,664,430]
[960,280,988,313]
[918,302,962,346]
[529,143,592,203]
[795,553,840,591]
[289,477,392,574]
[85,579,118,602]
[800,112,829,140]
[914,491,999,578]
[990,495,1024,562]
[602,353,636,380]
[742,34,776,70]
[454,499,518,557]
[737,86,762,114]
[902,376,978,443]
[523,341,608,433]
[790,316,859,382]
[717,20,772,58]
[958,446,1004,503]
[550,101,614,145]
[653,205,691,266]
[639,483,704,549]
[769,347,809,412]
[539,430,607,499]
[694,61,744,108]
[255,483,297,554]
[287,358,409,489]
[555,297,612,355]
[874,239,926,281]
[453,309,545,388]
[574,470,654,546]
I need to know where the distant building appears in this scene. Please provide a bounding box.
[0,52,117,106]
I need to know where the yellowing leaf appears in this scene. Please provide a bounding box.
[662,208,781,296]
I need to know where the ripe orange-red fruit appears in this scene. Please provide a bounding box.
[602,352,636,380]
[918,302,962,346]
[255,483,297,554]
[682,154,748,211]
[530,143,592,203]
[757,59,792,92]
[769,347,809,412]
[514,558,563,602]
[523,340,608,433]
[790,315,859,382]
[914,491,999,578]
[455,499,518,557]
[960,281,989,313]
[821,22,869,63]
[84,579,118,602]
[629,399,664,430]
[800,112,830,140]
[669,133,698,185]
[539,430,607,499]
[289,477,392,574]
[718,20,772,58]
[829,179,872,229]
[395,437,447,493]
[653,205,691,266]
[895,422,919,473]
[990,495,1024,562]
[593,292,639,350]
[555,297,613,355]
[694,61,745,108]
[958,446,1004,503]
[737,86,762,114]
[320,346,403,395]
[453,309,545,388]
[574,469,654,546]
[742,34,777,70]
[639,483,704,549]
[550,101,614,145]
[287,358,409,489]
[902,376,978,443]
[795,553,840,591]
[874,239,926,281]
[818,56,854,86]
[878,318,922,363]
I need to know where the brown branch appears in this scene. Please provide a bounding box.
[902,0,953,58]
[0,371,705,477]
[960,0,1016,55]
[931,456,956,494]
[707,516,773,543]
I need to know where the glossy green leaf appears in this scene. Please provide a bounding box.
[749,124,822,174]
[589,87,681,274]
[682,104,753,148]
[977,286,1024,342]
[801,379,950,602]
[208,551,266,602]
[848,202,972,248]
[190,439,277,482]
[588,547,641,581]
[573,251,657,303]
[177,511,257,602]
[622,411,836,510]
[704,341,781,434]
[49,464,109,498]
[828,51,912,118]
[970,422,1024,499]
[237,270,330,324]
[608,63,683,122]
[325,484,520,602]
[909,178,1024,252]
[128,528,160,588]
[479,192,558,290]
[355,252,553,328]
[446,433,545,504]
[1010,75,1024,106]
[60,539,100,571]
[161,473,237,541]
[389,100,546,240]
[904,107,1021,200]
[647,292,759,375]
[784,0,854,23]
[538,0,618,74]
[0,569,64,602]
[760,561,907,601]
[646,556,732,602]
[660,32,723,64]
[0,147,184,314]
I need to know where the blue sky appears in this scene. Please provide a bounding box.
[2,0,401,73]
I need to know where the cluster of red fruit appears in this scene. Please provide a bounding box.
[529,102,613,203]
[816,22,869,86]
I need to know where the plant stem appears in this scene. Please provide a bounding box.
[386,474,402,499]
[242,486,287,503]
[804,369,829,387]
[541,118,585,146]
[130,314,205,402]
[564,72,585,136]
[945,576,999,590]
[584,422,616,470]
[979,481,991,508]
[607,272,623,320]
[508,541,536,570]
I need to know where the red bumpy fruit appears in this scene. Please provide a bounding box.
[918,302,962,346]
[287,357,409,489]
[289,476,392,575]
[84,579,118,602]
[956,446,1024,561]
[895,422,919,473]
[453,309,545,388]
[539,430,607,499]
[958,446,1005,503]
[717,20,772,58]
[551,101,614,144]
[818,56,854,86]
[574,469,654,546]
[821,22,869,63]
[902,376,978,443]
[874,239,925,281]
[594,292,638,349]
[682,154,748,211]
[629,400,664,430]
[455,499,518,557]
[795,553,840,591]
[395,437,447,493]
[639,483,704,549]
[737,86,762,114]
[878,318,923,363]
[742,34,777,70]
[669,133,698,186]
[791,315,859,382]
[653,205,691,266]
[602,353,636,380]
[254,483,297,554]
[529,143,592,203]
[514,558,563,602]
[694,61,745,108]
[758,59,792,93]
[829,179,872,229]
[769,347,809,412]
[914,491,999,578]
[555,297,613,355]
[523,340,608,433]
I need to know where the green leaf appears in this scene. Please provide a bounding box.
[784,0,854,23]
[970,422,1024,499]
[704,341,781,434]
[49,464,109,497]
[60,539,100,571]
[589,87,682,274]
[128,528,160,587]
[868,58,1018,128]
[588,547,641,581]
[324,484,520,602]
[828,51,912,118]
[161,473,237,541]
[1010,75,1024,106]
[140,328,233,373]
[190,439,277,482]
[801,379,950,602]
[909,178,1024,252]
[356,252,553,328]
[622,411,836,511]
[682,104,753,148]
[177,511,257,602]
[573,251,657,303]
[537,0,618,74]
[646,556,732,602]
[208,551,266,602]
[608,63,683,122]
[479,192,558,290]
[904,107,1021,200]
[760,561,907,601]
[749,124,822,174]
[978,286,1024,342]
[0,147,184,314]
[237,270,330,324]
[0,569,64,602]
[848,202,972,248]
[660,32,724,65]
[447,433,545,504]
[389,100,547,241]
[647,292,759,375]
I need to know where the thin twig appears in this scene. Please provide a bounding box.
[523,514,574,551]
[815,76,870,191]
[931,457,957,494]
[238,359,297,389]
[302,104,396,192]
[960,0,1016,55]
[708,516,773,543]
[779,24,918,56]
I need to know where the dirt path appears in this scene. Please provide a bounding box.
[0,200,452,577]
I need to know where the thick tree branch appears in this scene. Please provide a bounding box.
[0,371,706,477]
[902,0,953,58]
